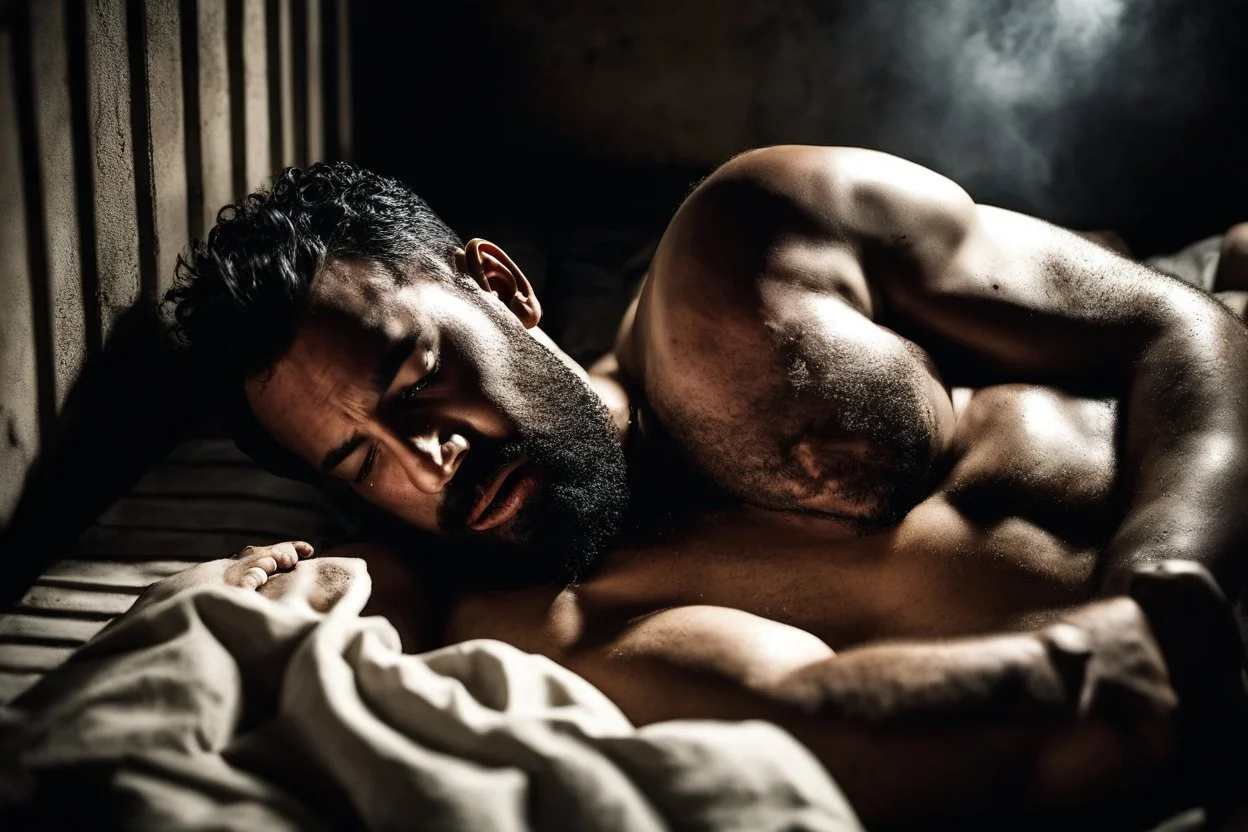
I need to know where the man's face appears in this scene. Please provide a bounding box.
[244,249,629,585]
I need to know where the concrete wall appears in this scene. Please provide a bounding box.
[354,0,1247,252]
[0,0,352,532]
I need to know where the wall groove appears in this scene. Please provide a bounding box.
[178,0,202,241]
[65,0,104,356]
[0,0,352,530]
[10,0,58,447]
[125,0,158,306]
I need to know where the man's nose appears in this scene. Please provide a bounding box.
[386,427,469,494]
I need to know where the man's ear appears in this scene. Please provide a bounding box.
[455,238,542,327]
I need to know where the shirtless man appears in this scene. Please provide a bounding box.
[159,149,1248,826]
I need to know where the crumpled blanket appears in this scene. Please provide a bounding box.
[0,567,860,831]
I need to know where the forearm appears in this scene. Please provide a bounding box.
[770,619,1171,825]
[581,599,1175,826]
[1102,293,1248,596]
[777,629,1068,725]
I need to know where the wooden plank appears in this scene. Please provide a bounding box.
[130,464,327,502]
[18,585,140,617]
[0,29,40,530]
[75,527,291,559]
[304,0,322,163]
[241,0,271,190]
[85,0,142,340]
[196,0,233,230]
[27,0,87,409]
[0,643,79,673]
[163,437,262,463]
[0,672,42,705]
[0,614,108,645]
[94,495,332,532]
[41,559,199,584]
[144,0,189,298]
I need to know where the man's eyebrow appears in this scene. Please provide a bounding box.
[320,432,366,473]
[371,334,418,393]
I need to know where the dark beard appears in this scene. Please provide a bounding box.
[333,286,630,591]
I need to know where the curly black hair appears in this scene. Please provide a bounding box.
[164,162,463,483]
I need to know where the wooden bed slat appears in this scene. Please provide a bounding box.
[41,558,199,584]
[162,438,262,463]
[0,672,43,704]
[129,468,327,503]
[0,643,79,673]
[19,585,141,616]
[75,527,293,559]
[95,494,330,531]
[0,614,108,645]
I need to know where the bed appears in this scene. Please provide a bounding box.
[0,438,339,706]
[0,237,874,829]
[0,436,862,829]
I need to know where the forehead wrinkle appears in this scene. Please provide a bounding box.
[289,332,381,440]
[311,256,430,332]
[250,322,378,464]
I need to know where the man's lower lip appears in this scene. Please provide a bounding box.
[468,467,539,532]
[466,456,528,527]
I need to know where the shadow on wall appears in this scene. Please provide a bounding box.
[0,0,350,604]
[0,303,206,610]
[353,0,1247,255]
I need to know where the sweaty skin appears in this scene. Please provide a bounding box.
[437,147,1248,821]
[209,147,1248,825]
[448,147,1248,636]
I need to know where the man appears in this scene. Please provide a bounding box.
[162,149,1248,826]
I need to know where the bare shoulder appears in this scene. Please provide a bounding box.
[447,580,835,725]
[640,147,974,316]
[677,145,974,256]
[622,146,970,390]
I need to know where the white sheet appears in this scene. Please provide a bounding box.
[0,564,861,831]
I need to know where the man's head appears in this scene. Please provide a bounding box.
[167,163,629,586]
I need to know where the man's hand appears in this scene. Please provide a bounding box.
[1123,560,1248,821]
[132,541,315,613]
[1031,597,1179,807]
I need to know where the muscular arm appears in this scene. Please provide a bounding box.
[678,146,1248,597]
[450,590,1178,826]
[886,200,1248,597]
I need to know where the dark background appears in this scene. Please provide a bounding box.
[350,0,1248,258]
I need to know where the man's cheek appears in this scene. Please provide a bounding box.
[366,480,441,532]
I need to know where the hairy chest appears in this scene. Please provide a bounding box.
[613,383,1120,648]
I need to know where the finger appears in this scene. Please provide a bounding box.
[232,545,257,561]
[265,543,301,570]
[293,541,314,558]
[240,566,269,591]
[230,554,278,583]
[252,555,279,575]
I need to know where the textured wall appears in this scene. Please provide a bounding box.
[0,29,39,532]
[0,0,352,531]
[355,0,1247,250]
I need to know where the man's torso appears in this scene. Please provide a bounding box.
[447,382,1120,653]
[447,149,1129,654]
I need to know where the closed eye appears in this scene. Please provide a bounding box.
[354,443,380,485]
[397,357,440,406]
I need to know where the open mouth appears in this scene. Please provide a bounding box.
[466,456,540,532]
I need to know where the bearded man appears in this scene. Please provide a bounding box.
[156,148,1248,827]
